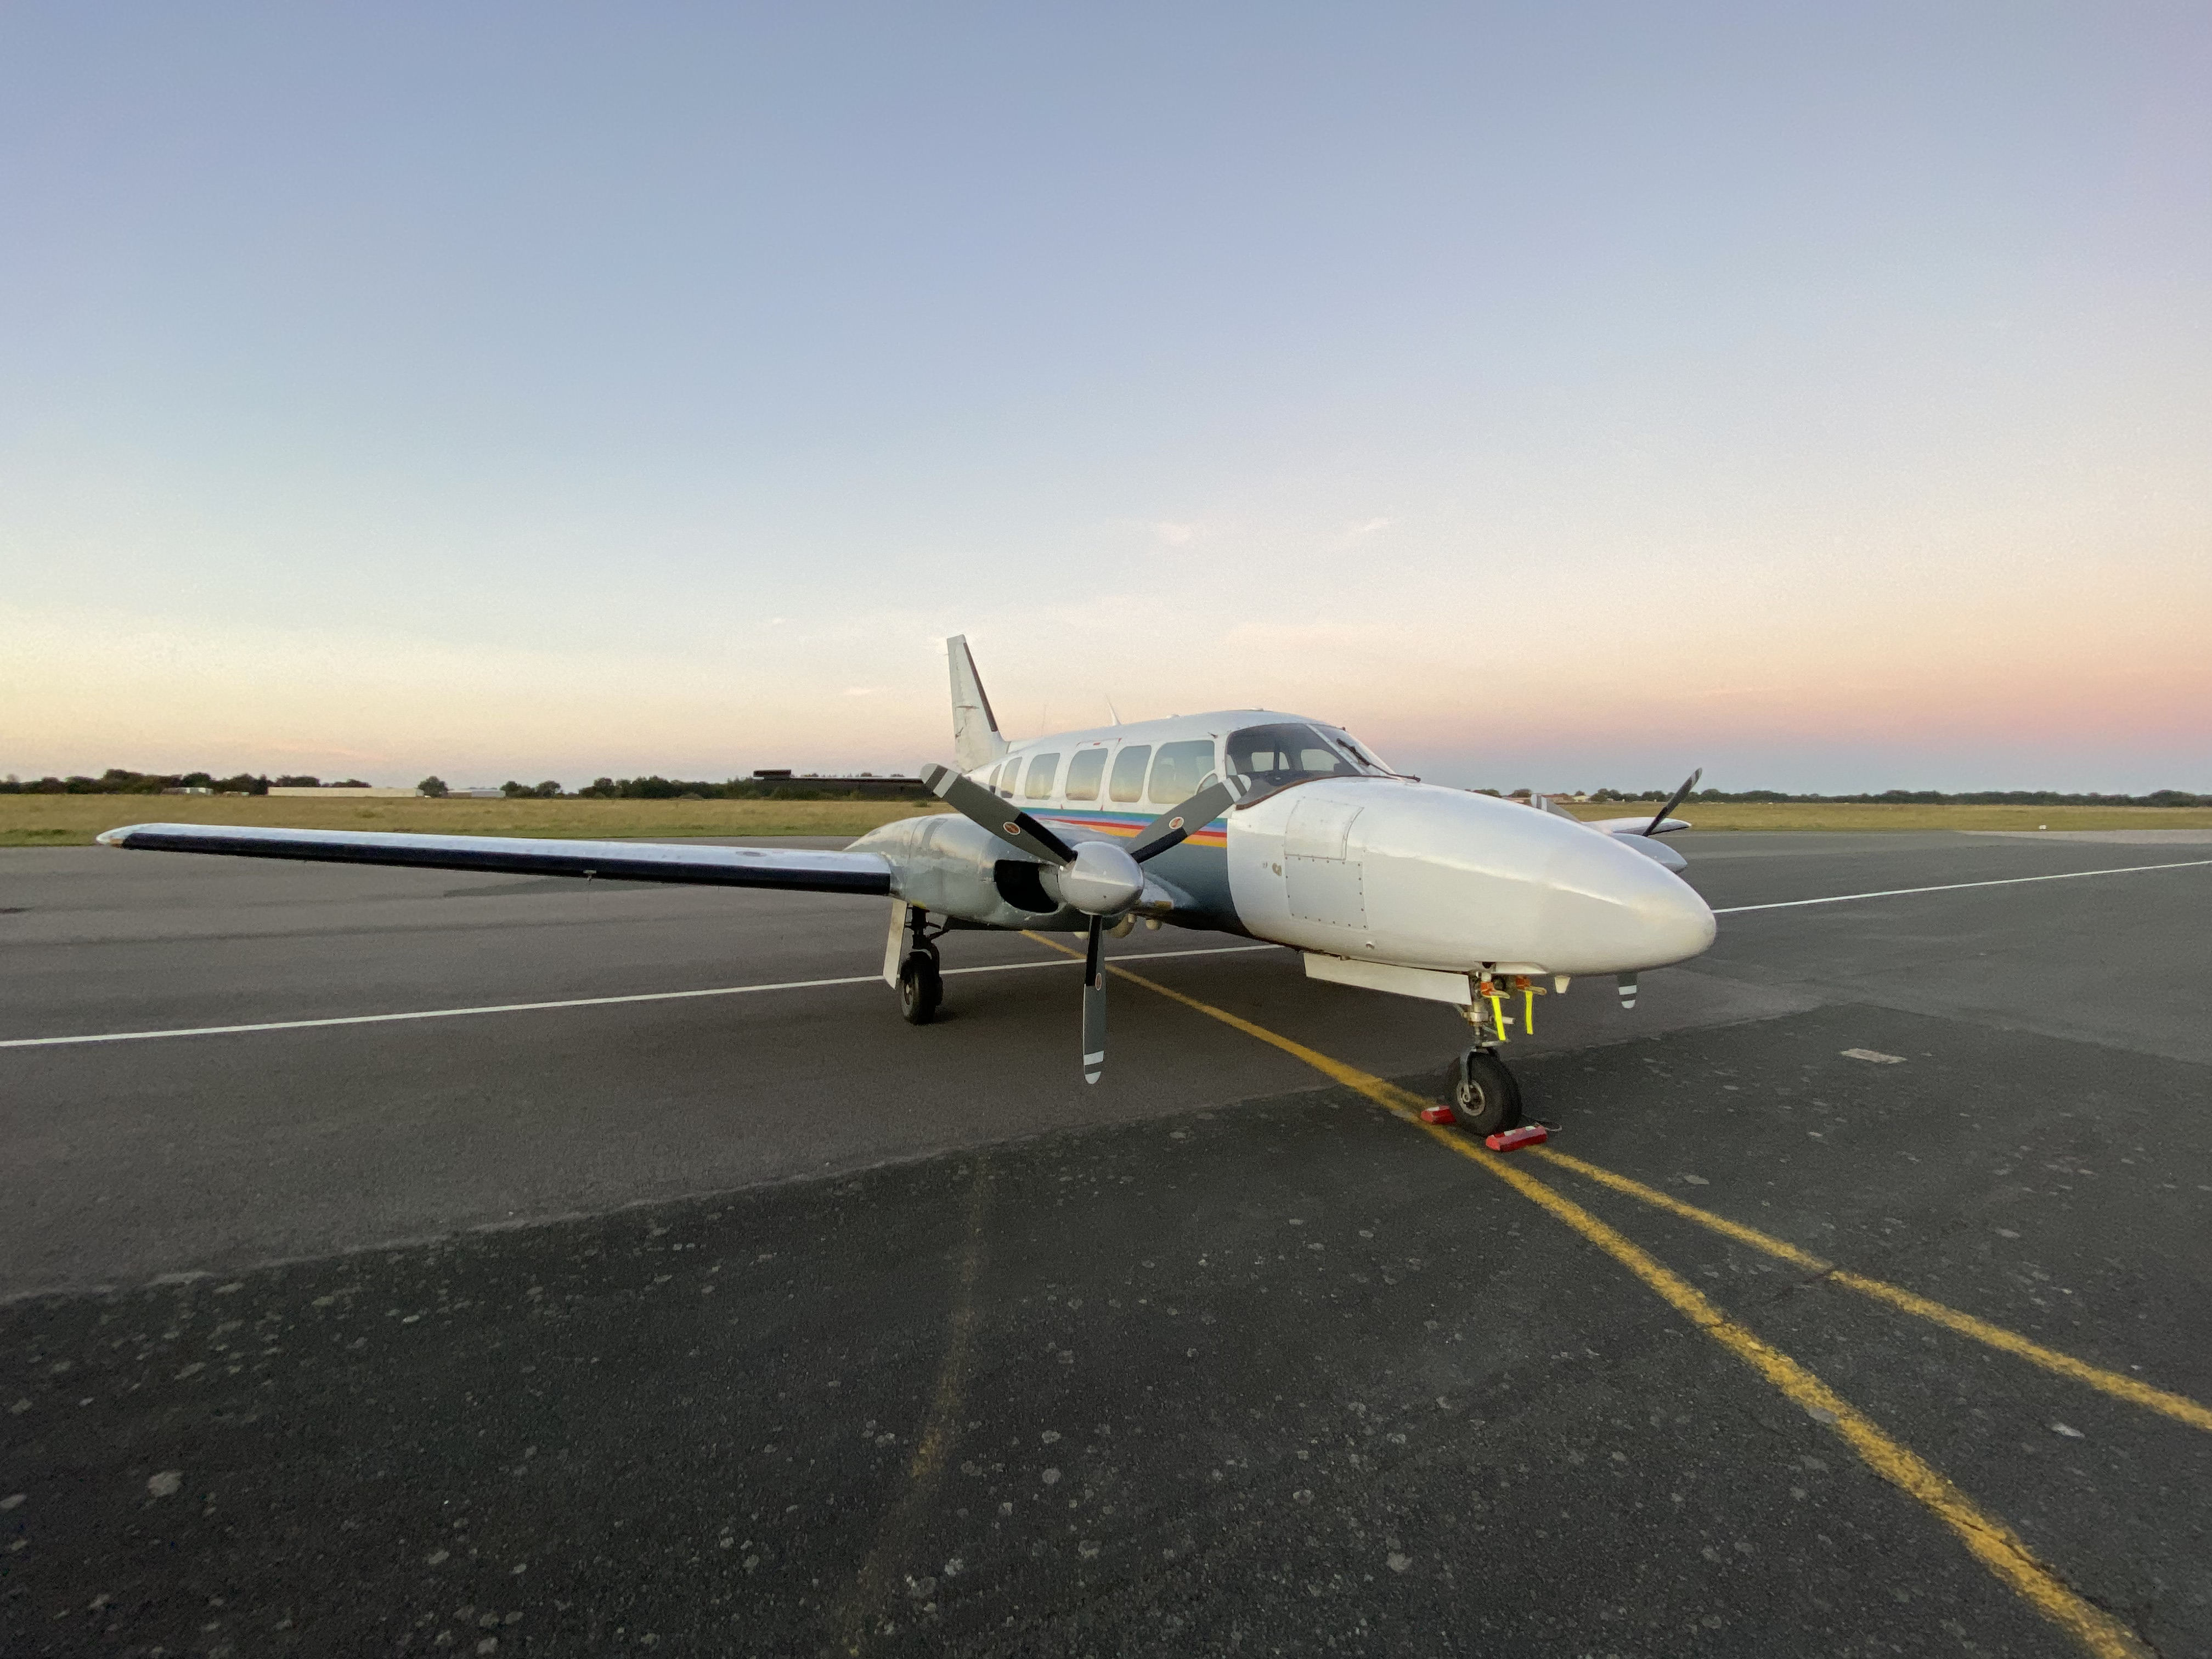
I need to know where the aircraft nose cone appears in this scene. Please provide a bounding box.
[1615,860,1716,964]
[1539,828,1716,973]
[1243,780,1718,979]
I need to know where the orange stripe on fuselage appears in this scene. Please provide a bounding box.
[1037,812,1226,847]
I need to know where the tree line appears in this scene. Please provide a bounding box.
[0,768,368,795]
[5,769,2203,808]
[0,769,921,801]
[562,776,923,800]
[450,777,929,799]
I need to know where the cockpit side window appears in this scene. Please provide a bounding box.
[1226,723,1370,785]
[1148,740,1217,804]
[1023,753,1061,799]
[1108,745,1152,803]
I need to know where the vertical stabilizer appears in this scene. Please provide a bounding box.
[946,634,1008,771]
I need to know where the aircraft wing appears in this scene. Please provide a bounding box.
[1585,815,1691,836]
[1569,810,1692,870]
[97,822,893,895]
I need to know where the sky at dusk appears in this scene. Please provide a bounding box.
[3,3,2207,792]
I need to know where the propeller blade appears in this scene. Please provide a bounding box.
[1081,915,1107,1085]
[1644,768,1703,837]
[921,763,1077,864]
[1125,774,1248,865]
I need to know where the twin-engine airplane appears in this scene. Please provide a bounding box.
[100,637,1714,1133]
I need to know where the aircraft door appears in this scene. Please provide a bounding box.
[1282,794,1367,929]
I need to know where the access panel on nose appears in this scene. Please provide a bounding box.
[1283,797,1365,928]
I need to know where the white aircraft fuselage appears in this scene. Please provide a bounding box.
[852,706,1715,984]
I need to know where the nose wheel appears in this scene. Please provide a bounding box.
[1447,1049,1523,1136]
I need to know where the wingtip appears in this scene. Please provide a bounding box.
[95,826,134,848]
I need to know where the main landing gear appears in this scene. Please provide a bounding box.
[898,952,942,1024]
[895,905,946,1025]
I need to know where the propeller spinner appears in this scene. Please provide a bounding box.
[921,763,1248,1084]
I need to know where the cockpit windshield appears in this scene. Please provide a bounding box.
[1226,723,1387,787]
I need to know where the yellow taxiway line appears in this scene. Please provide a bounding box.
[1033,936,2154,1659]
[1531,1146,2212,1436]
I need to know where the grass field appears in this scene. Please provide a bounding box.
[0,795,953,847]
[4,793,2207,848]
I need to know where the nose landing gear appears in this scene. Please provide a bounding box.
[1446,1048,1523,1136]
[1442,978,1525,1135]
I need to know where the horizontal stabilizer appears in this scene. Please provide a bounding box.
[99,822,893,895]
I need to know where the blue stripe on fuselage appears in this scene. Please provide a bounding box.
[1035,810,1241,932]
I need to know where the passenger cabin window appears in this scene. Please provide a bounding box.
[1064,748,1107,802]
[1108,745,1151,802]
[1227,723,1375,786]
[1148,740,1217,804]
[994,759,1019,796]
[1023,753,1061,799]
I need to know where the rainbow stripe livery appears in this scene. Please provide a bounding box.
[1036,810,1228,849]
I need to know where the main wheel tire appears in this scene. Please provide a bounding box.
[1447,1050,1522,1136]
[897,954,943,1025]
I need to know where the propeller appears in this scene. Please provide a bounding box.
[921,764,1248,1083]
[920,766,1081,865]
[1643,768,1703,837]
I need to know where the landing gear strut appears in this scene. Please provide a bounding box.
[1446,1048,1523,1137]
[1440,977,1529,1135]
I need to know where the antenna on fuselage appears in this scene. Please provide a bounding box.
[1105,694,1122,726]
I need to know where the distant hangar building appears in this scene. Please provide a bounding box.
[266,786,424,798]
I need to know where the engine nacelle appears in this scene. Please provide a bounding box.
[849,814,1090,930]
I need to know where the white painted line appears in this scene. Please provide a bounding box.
[1712,857,2212,916]
[0,943,1280,1051]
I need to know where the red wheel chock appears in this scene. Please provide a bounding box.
[1485,1124,1549,1153]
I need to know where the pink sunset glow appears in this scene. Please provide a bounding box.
[2,8,2206,793]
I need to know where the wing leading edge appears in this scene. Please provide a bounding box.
[97,822,893,895]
